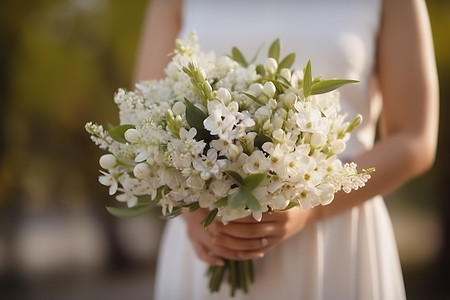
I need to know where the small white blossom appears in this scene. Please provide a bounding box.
[98,171,118,195]
[193,149,227,180]
[243,150,269,174]
[116,189,138,208]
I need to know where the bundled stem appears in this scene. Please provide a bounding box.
[208,259,254,297]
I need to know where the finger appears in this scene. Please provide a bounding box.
[217,222,278,239]
[212,235,267,251]
[209,244,265,261]
[230,215,262,223]
[194,242,225,266]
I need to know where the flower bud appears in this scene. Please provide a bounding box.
[263,81,276,98]
[346,114,362,133]
[172,101,186,115]
[124,128,140,143]
[133,163,151,179]
[99,154,117,169]
[227,144,241,160]
[280,68,291,81]
[285,92,297,105]
[264,57,278,74]
[198,67,207,81]
[272,129,285,143]
[216,87,232,104]
[268,98,277,110]
[248,83,264,97]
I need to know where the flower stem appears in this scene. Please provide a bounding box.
[208,259,254,297]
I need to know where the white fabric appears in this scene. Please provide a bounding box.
[154,0,406,299]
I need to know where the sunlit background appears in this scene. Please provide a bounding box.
[0,0,449,299]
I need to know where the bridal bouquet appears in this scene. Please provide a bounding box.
[86,32,373,296]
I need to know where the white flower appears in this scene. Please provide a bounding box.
[193,149,227,180]
[184,169,205,190]
[310,132,327,148]
[296,185,321,209]
[98,171,118,195]
[209,178,233,198]
[198,191,216,209]
[243,150,269,174]
[204,100,236,139]
[331,139,346,154]
[180,127,196,141]
[317,183,335,205]
[99,154,117,169]
[210,138,231,156]
[116,189,138,208]
[160,194,177,216]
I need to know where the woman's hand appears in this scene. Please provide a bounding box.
[183,207,316,266]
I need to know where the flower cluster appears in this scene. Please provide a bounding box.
[86,31,373,224]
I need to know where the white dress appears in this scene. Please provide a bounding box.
[154,0,407,299]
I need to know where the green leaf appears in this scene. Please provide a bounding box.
[228,189,262,211]
[224,170,244,185]
[282,201,299,210]
[240,189,262,211]
[278,53,296,70]
[231,47,248,67]
[311,79,359,95]
[268,39,281,62]
[184,98,211,142]
[203,208,218,228]
[243,92,265,106]
[228,189,246,209]
[214,196,229,208]
[255,64,265,76]
[303,60,312,98]
[277,75,293,88]
[106,203,153,218]
[270,79,290,93]
[107,124,135,143]
[254,132,272,150]
[164,207,183,218]
[188,201,200,212]
[242,172,267,191]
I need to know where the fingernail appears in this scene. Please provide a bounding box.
[238,252,264,259]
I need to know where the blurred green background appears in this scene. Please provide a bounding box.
[0,1,449,299]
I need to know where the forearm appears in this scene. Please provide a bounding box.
[133,0,182,82]
[311,130,436,223]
